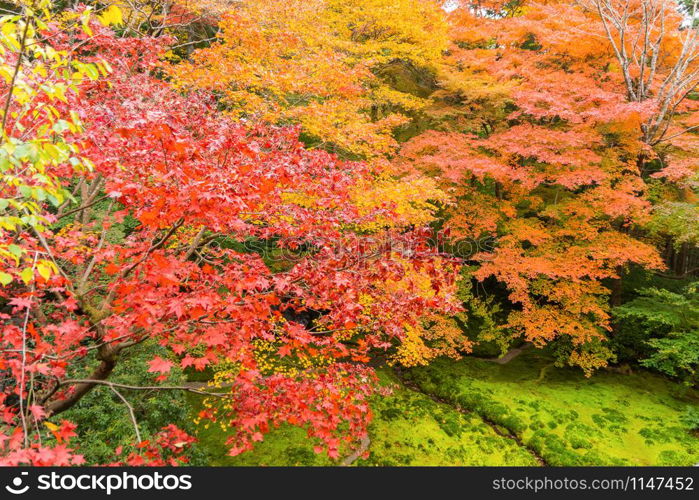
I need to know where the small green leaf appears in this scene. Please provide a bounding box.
[7,244,22,258]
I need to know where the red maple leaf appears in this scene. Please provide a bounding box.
[147,357,174,374]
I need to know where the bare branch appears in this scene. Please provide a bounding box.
[108,385,142,443]
[56,379,229,398]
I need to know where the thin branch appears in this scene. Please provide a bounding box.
[19,252,38,447]
[108,385,141,443]
[58,195,111,220]
[120,218,185,279]
[1,13,30,133]
[184,226,207,260]
[57,379,229,398]
[170,36,218,49]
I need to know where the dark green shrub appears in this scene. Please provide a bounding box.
[613,285,698,385]
[680,406,699,433]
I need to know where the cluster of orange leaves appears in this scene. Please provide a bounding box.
[395,0,697,372]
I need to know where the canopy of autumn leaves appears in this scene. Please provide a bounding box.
[170,0,447,159]
[0,0,697,464]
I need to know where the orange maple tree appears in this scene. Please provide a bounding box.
[397,0,699,372]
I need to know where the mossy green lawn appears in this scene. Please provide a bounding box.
[405,349,699,466]
[188,350,699,466]
[189,370,536,466]
[356,371,537,466]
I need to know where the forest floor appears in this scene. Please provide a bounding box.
[186,349,699,466]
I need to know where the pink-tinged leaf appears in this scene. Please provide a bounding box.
[29,405,46,420]
[147,357,174,374]
[61,296,79,311]
[8,297,32,310]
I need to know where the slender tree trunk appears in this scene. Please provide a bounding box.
[609,266,624,307]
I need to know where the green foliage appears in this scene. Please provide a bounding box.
[613,285,699,384]
[454,266,514,357]
[62,342,204,465]
[643,333,699,386]
[681,406,699,432]
[647,202,699,248]
[404,349,699,466]
[0,2,102,275]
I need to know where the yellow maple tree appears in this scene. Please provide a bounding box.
[168,0,448,159]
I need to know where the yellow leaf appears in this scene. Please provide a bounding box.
[82,14,93,36]
[98,5,123,27]
[37,262,51,281]
[20,267,33,284]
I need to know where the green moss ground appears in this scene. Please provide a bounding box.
[355,371,537,466]
[405,349,699,466]
[188,350,699,466]
[188,370,536,466]
[189,409,333,466]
